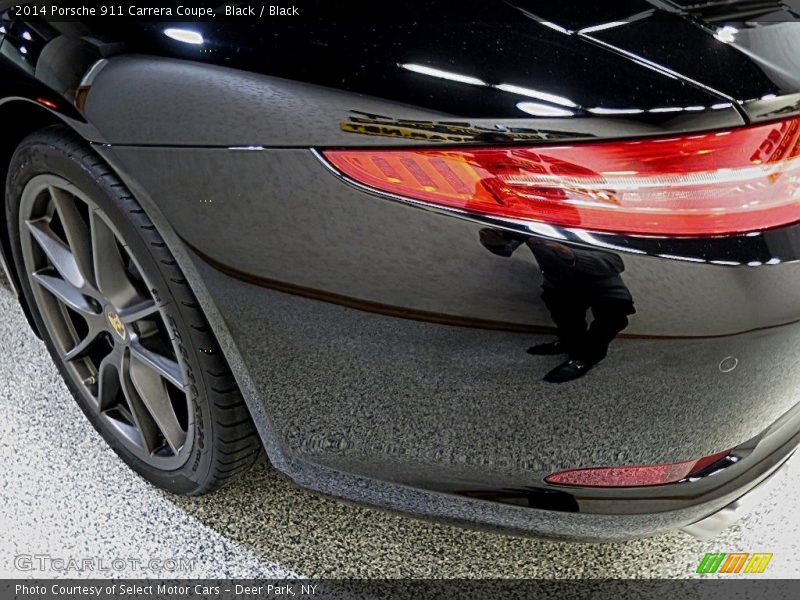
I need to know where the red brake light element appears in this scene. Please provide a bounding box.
[324,117,800,236]
[544,450,732,488]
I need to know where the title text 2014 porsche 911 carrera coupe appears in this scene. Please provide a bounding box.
[1,0,800,541]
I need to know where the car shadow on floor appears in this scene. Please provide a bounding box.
[165,459,711,579]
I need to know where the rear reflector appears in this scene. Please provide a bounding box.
[544,450,732,488]
[324,117,800,236]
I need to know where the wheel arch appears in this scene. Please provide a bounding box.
[1,111,283,471]
[88,144,288,473]
[0,99,72,335]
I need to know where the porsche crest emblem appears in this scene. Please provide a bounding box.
[106,311,126,341]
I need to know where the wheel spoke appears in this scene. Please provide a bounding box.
[95,353,119,411]
[130,342,184,389]
[118,298,159,324]
[49,186,94,288]
[26,219,84,287]
[31,270,97,316]
[64,326,104,362]
[130,356,187,454]
[90,211,139,306]
[119,352,162,454]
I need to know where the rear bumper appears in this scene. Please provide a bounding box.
[187,251,800,541]
[100,144,800,540]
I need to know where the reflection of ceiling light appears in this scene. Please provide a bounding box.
[19,46,27,54]
[164,28,204,45]
[710,260,741,265]
[0,26,6,34]
[588,107,644,115]
[22,30,32,41]
[496,84,577,108]
[714,25,738,43]
[657,254,707,263]
[579,21,627,34]
[526,223,567,239]
[649,107,683,113]
[399,63,485,85]
[516,101,573,117]
[570,230,647,254]
[537,20,571,35]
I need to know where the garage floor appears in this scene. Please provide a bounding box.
[1,272,798,579]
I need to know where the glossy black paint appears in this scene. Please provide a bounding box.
[589,12,782,100]
[80,54,744,148]
[2,2,800,539]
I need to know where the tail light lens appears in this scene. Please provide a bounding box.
[544,450,732,488]
[324,117,800,236]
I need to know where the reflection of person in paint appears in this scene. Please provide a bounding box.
[479,229,635,383]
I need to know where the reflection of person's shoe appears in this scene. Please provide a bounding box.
[543,359,592,383]
[527,341,570,356]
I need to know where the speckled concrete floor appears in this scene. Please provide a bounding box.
[1,272,799,579]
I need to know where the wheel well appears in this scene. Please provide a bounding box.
[0,100,66,335]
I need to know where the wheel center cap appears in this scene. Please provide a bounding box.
[106,310,127,341]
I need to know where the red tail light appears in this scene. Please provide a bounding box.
[544,450,732,488]
[324,117,800,236]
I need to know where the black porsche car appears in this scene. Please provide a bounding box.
[1,0,799,541]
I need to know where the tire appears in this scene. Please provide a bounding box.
[5,125,262,495]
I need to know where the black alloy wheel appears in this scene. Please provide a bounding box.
[6,126,262,493]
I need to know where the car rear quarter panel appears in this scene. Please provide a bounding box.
[98,143,800,489]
